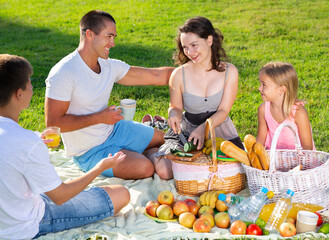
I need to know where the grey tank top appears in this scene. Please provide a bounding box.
[182,63,230,114]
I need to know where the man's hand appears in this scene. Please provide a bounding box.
[98,105,124,125]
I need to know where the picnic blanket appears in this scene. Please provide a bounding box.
[37,150,329,240]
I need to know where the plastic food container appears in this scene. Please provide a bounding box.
[296,210,318,233]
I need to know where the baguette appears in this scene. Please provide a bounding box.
[220,141,250,166]
[253,142,270,170]
[244,134,256,155]
[248,150,263,170]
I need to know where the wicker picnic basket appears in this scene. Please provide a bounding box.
[171,118,246,197]
[243,122,329,208]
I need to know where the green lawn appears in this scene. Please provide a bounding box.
[0,0,328,152]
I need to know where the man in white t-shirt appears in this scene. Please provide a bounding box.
[45,10,174,180]
[0,54,130,239]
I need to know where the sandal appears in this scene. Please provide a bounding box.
[142,114,153,127]
[153,115,169,131]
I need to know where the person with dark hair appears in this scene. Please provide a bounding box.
[0,54,130,238]
[154,17,244,179]
[45,10,173,180]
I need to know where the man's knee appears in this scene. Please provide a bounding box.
[138,160,155,178]
[155,167,173,180]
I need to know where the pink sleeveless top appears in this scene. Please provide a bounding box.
[264,101,315,150]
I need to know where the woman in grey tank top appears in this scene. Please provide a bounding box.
[153,17,244,180]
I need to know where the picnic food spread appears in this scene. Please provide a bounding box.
[144,189,327,237]
[150,126,329,237]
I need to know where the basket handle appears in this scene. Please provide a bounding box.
[269,122,303,172]
[205,118,218,172]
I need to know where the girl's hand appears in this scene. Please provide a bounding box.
[168,108,182,134]
[97,151,126,170]
[188,124,205,150]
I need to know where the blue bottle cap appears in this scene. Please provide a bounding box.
[218,193,226,201]
[261,186,268,193]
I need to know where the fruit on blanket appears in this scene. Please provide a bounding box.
[314,212,323,226]
[157,190,174,205]
[259,202,324,222]
[187,202,200,216]
[198,205,214,217]
[179,212,196,228]
[156,204,174,220]
[184,198,196,204]
[215,200,229,212]
[214,212,230,229]
[193,218,212,233]
[145,200,160,217]
[173,200,189,217]
[285,217,296,225]
[246,223,262,235]
[279,222,296,237]
[198,190,225,207]
[230,220,247,235]
[199,212,215,227]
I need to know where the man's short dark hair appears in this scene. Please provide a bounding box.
[80,10,116,36]
[0,54,33,107]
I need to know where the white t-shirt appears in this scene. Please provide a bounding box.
[45,50,130,157]
[0,117,62,239]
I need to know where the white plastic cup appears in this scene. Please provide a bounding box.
[115,99,136,121]
[296,210,318,233]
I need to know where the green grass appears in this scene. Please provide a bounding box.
[0,0,328,152]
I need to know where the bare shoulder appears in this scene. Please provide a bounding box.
[222,62,238,83]
[169,66,183,87]
[294,104,309,121]
[258,102,265,111]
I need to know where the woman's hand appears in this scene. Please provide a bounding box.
[188,124,205,150]
[168,107,182,134]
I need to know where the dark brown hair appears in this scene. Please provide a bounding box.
[173,16,229,71]
[0,54,33,107]
[80,10,116,37]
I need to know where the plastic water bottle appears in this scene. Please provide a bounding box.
[238,187,272,222]
[228,186,268,222]
[218,193,245,207]
[265,189,295,233]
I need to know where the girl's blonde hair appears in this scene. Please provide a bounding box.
[259,62,303,119]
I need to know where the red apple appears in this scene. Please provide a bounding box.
[179,212,196,228]
[279,222,296,237]
[187,202,200,216]
[214,212,230,229]
[173,200,189,217]
[157,190,174,205]
[198,205,214,217]
[184,198,196,204]
[193,218,212,233]
[199,212,215,227]
[145,200,160,217]
[246,223,262,235]
[156,204,174,220]
[230,220,247,235]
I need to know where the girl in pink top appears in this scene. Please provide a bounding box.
[256,62,315,150]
